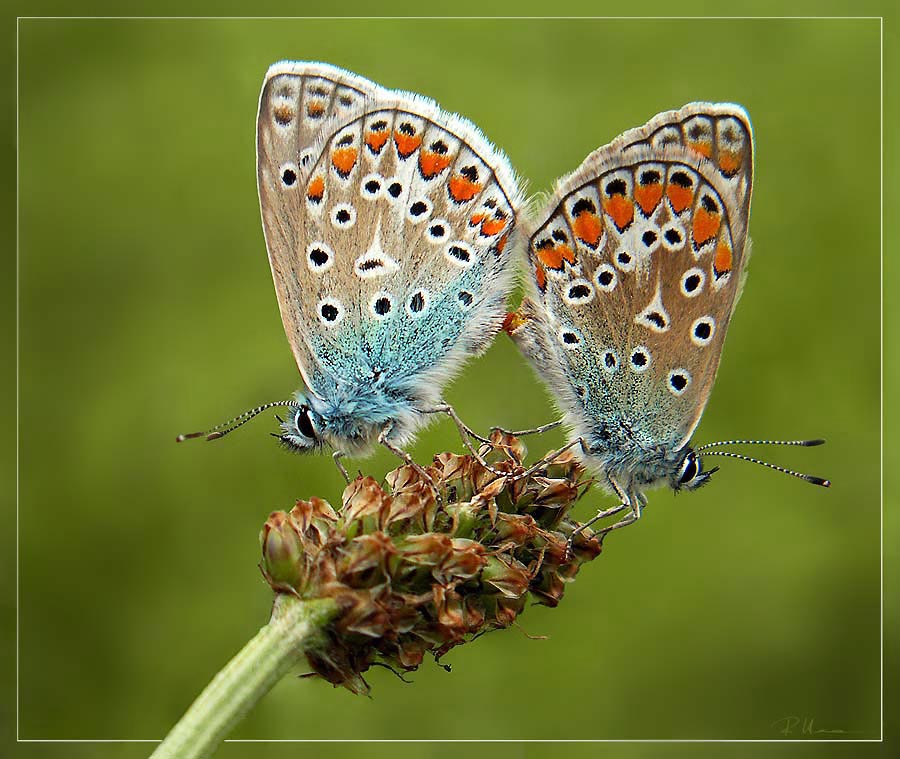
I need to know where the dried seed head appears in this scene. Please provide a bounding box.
[259,431,601,694]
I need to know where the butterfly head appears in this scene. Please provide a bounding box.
[276,396,325,452]
[671,448,718,492]
[659,438,831,495]
[176,396,324,452]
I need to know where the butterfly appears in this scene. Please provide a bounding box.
[178,62,523,486]
[504,103,829,541]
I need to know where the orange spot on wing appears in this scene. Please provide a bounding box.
[603,195,634,230]
[558,244,576,264]
[272,104,294,125]
[481,217,508,236]
[718,150,742,176]
[666,184,693,214]
[714,240,733,275]
[448,175,481,202]
[537,243,574,269]
[306,102,325,118]
[687,140,712,158]
[634,184,663,216]
[331,147,358,176]
[495,232,510,253]
[307,176,324,202]
[536,245,562,269]
[692,207,721,246]
[534,264,547,292]
[365,131,389,154]
[394,131,422,158]
[573,211,603,247]
[503,310,527,334]
[419,151,452,178]
[470,213,487,227]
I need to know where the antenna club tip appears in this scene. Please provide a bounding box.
[804,439,826,447]
[806,476,831,487]
[206,431,225,441]
[176,432,204,442]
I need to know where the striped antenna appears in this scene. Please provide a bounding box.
[176,401,297,443]
[697,438,825,451]
[698,450,830,487]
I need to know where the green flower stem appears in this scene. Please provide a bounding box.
[150,596,338,759]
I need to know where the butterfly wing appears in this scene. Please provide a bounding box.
[257,62,522,404]
[512,104,753,454]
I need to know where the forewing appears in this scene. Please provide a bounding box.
[516,104,753,451]
[257,63,522,397]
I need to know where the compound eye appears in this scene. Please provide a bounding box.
[295,407,316,439]
[678,453,699,485]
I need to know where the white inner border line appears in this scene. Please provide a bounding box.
[15,14,885,745]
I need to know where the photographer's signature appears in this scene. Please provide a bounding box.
[772,715,859,737]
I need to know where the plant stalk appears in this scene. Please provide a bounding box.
[149,595,338,759]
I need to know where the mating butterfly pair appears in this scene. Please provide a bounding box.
[179,61,828,539]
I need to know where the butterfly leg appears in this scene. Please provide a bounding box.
[424,404,493,444]
[565,478,639,558]
[594,488,645,542]
[490,419,565,465]
[378,424,440,499]
[332,451,351,484]
[515,437,589,480]
[491,419,564,438]
[566,503,630,558]
[596,509,640,540]
[420,404,509,477]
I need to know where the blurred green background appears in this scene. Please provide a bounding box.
[14,12,887,753]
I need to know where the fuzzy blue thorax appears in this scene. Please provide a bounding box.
[569,410,714,500]
[300,374,432,455]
